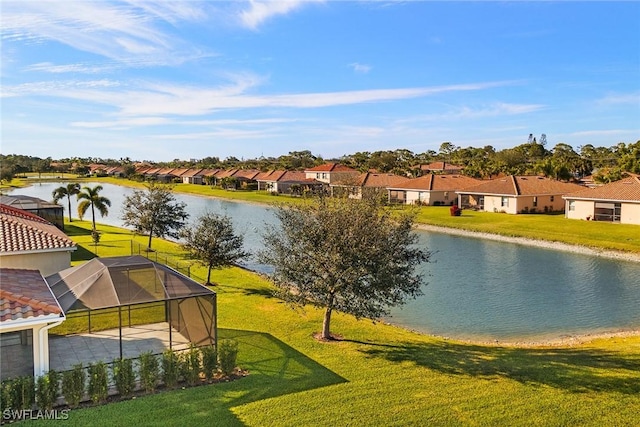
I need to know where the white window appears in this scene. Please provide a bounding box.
[568,200,575,211]
[501,197,509,207]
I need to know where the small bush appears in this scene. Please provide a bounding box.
[112,358,135,398]
[36,370,60,410]
[161,349,180,388]
[139,351,160,393]
[218,339,239,377]
[62,364,85,408]
[87,362,108,404]
[201,345,218,381]
[1,380,11,413]
[180,344,201,386]
[4,376,35,410]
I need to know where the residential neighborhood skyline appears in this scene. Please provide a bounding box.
[2,1,638,161]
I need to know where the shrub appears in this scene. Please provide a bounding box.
[0,380,11,413]
[87,362,108,404]
[3,376,35,411]
[218,339,239,377]
[139,351,160,393]
[161,349,180,388]
[201,345,218,381]
[36,370,60,410]
[180,344,201,386]
[112,358,135,398]
[62,364,85,408]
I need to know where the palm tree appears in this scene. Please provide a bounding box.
[52,183,81,222]
[77,185,111,230]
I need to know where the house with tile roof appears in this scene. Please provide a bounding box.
[0,268,65,379]
[0,204,76,275]
[181,168,205,184]
[562,174,640,224]
[331,172,412,199]
[456,176,584,214]
[416,161,464,175]
[0,195,65,230]
[256,170,322,194]
[304,163,360,185]
[387,174,481,205]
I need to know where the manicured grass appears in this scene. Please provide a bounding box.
[412,206,640,254]
[25,222,640,426]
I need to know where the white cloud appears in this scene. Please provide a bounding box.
[0,1,208,64]
[596,92,640,106]
[239,0,323,30]
[349,62,372,74]
[3,78,518,117]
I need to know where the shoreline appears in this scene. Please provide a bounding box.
[415,223,640,263]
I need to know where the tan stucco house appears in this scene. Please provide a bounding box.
[331,172,411,199]
[304,163,360,185]
[456,176,584,214]
[388,174,481,205]
[562,174,640,224]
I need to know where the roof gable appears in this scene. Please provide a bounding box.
[305,163,358,173]
[389,174,481,191]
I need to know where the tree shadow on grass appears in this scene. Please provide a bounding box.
[358,339,640,394]
[40,328,347,427]
[71,245,96,262]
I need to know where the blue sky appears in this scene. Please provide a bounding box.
[2,1,639,162]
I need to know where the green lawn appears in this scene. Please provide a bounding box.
[25,222,640,426]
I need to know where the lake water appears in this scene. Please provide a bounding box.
[10,182,640,341]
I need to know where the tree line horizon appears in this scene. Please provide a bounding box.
[2,136,639,184]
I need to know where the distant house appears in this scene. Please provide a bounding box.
[256,170,322,194]
[563,174,640,224]
[0,204,76,276]
[331,172,411,199]
[388,174,481,205]
[456,176,584,214]
[416,162,464,175]
[181,168,205,184]
[0,195,65,230]
[304,163,360,185]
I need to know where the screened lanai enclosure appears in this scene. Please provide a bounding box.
[45,255,216,360]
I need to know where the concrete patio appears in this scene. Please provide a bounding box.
[1,322,190,379]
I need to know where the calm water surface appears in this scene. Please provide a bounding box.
[12,182,640,341]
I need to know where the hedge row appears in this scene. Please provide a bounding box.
[0,340,239,412]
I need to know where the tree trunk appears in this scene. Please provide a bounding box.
[207,264,213,285]
[147,230,153,250]
[67,197,73,222]
[91,204,96,230]
[322,306,332,340]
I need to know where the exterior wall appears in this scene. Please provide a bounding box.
[565,200,594,220]
[482,195,518,214]
[621,202,640,225]
[0,251,71,276]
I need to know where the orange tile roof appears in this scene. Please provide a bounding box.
[181,168,204,177]
[564,175,640,202]
[256,170,287,181]
[0,204,75,253]
[0,268,63,322]
[305,163,358,173]
[232,169,261,180]
[420,161,464,171]
[389,174,481,191]
[358,172,411,188]
[459,176,584,196]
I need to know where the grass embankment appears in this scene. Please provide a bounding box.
[27,221,640,426]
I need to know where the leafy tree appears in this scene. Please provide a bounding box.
[180,212,249,285]
[260,196,430,340]
[121,182,189,249]
[77,185,111,230]
[0,165,14,184]
[52,183,81,222]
